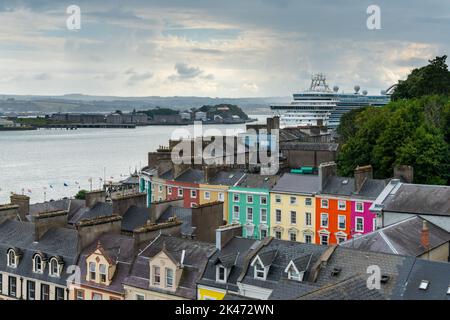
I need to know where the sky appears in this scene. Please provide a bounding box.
[0,0,449,97]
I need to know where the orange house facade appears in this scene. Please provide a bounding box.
[315,196,352,245]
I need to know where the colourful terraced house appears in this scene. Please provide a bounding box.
[270,173,320,244]
[228,174,279,239]
[315,163,387,245]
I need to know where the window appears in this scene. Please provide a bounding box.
[254,262,266,279]
[290,211,297,224]
[8,276,16,297]
[89,262,96,281]
[75,289,85,300]
[99,264,107,283]
[355,202,364,212]
[260,229,267,239]
[158,185,162,192]
[247,195,253,204]
[320,234,329,245]
[305,198,312,206]
[27,281,35,300]
[233,206,240,220]
[233,194,239,202]
[217,266,226,282]
[305,212,312,226]
[136,294,145,300]
[55,287,65,300]
[275,231,282,239]
[167,186,172,195]
[321,199,329,208]
[7,249,17,268]
[419,280,429,290]
[289,232,297,242]
[218,192,224,201]
[275,209,282,223]
[92,293,102,300]
[166,268,174,287]
[260,208,267,223]
[260,196,267,205]
[41,284,50,300]
[337,236,346,244]
[355,217,364,232]
[178,188,183,197]
[158,196,162,202]
[204,191,210,200]
[275,195,281,204]
[338,200,346,211]
[153,266,161,285]
[247,207,253,221]
[190,202,196,208]
[33,255,43,273]
[190,190,197,198]
[338,215,346,230]
[321,213,328,228]
[373,218,378,231]
[290,196,297,205]
[49,258,60,277]
[304,234,312,244]
[447,286,450,295]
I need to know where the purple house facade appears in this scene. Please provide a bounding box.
[351,200,377,236]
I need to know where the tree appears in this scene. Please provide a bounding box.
[75,189,87,200]
[392,55,450,100]
[336,107,367,143]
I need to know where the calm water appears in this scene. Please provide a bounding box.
[0,115,268,204]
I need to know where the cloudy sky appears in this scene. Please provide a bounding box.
[0,0,449,97]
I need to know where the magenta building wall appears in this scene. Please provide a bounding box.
[351,201,376,235]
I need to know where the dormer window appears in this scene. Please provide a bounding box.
[49,257,62,277]
[33,254,44,273]
[288,269,302,281]
[7,249,18,268]
[166,268,174,288]
[254,262,266,279]
[216,265,227,283]
[419,280,429,290]
[99,264,107,283]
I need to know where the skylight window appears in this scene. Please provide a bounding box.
[447,286,450,295]
[419,280,429,290]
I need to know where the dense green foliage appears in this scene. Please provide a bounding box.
[75,189,87,200]
[337,57,450,185]
[198,104,249,120]
[392,56,450,100]
[141,107,179,118]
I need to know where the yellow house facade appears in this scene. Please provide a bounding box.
[198,184,228,221]
[197,285,227,300]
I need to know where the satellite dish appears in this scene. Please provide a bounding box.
[354,85,360,93]
[362,90,368,96]
[333,86,339,92]
[380,90,387,95]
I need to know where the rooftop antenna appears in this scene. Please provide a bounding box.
[309,73,332,92]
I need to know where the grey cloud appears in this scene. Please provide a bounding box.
[168,63,203,81]
[125,69,153,85]
[34,73,51,80]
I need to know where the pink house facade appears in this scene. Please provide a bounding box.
[350,200,377,236]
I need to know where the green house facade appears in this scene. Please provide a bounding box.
[227,174,280,240]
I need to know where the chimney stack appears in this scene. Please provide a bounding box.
[215,224,243,250]
[318,162,337,192]
[354,165,373,193]
[85,190,106,209]
[10,194,30,221]
[421,220,430,251]
[394,165,414,183]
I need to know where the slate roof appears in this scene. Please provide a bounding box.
[280,142,339,151]
[0,219,79,287]
[394,259,450,300]
[69,202,113,224]
[30,198,87,223]
[157,206,194,237]
[240,239,328,299]
[198,237,259,293]
[77,233,136,295]
[271,173,320,194]
[214,252,239,268]
[321,176,387,199]
[123,234,215,299]
[340,216,450,257]
[235,174,280,190]
[175,168,205,184]
[208,170,246,186]
[121,205,150,233]
[382,184,450,216]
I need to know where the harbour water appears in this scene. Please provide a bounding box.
[0,115,269,204]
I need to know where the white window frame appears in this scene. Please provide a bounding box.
[89,262,96,281]
[33,255,43,273]
[136,293,145,300]
[167,186,172,195]
[320,234,329,245]
[178,188,183,197]
[320,213,329,228]
[305,212,312,226]
[289,232,297,242]
[288,269,301,281]
[305,198,312,206]
[304,234,312,244]
[254,262,266,280]
[321,199,329,208]
[373,218,377,231]
[355,217,364,233]
[247,207,253,221]
[49,258,60,277]
[218,192,225,201]
[275,195,281,204]
[290,211,297,224]
[355,201,364,212]
[337,236,346,244]
[290,196,297,205]
[216,265,227,283]
[233,205,240,220]
[338,215,346,230]
[158,184,163,193]
[338,200,346,211]
[204,191,210,200]
[260,208,267,223]
[260,229,267,239]
[233,194,239,202]
[190,190,197,199]
[247,195,253,204]
[275,209,282,223]
[275,231,282,239]
[153,265,161,285]
[166,268,174,288]
[99,264,107,283]
[260,196,267,205]
[7,249,17,268]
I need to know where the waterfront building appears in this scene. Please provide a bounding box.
[269,173,320,244]
[164,168,204,208]
[228,174,279,239]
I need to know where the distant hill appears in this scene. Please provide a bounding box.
[0,94,289,115]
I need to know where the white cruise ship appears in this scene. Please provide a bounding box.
[271,74,391,129]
